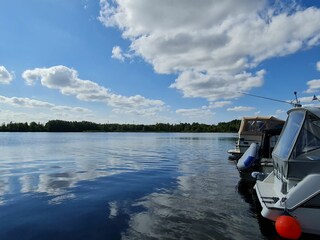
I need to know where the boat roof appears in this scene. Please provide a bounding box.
[238,116,284,135]
[242,116,284,122]
[288,106,320,118]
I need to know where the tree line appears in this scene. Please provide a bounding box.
[0,119,241,133]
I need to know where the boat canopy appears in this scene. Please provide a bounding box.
[272,107,320,180]
[238,116,284,135]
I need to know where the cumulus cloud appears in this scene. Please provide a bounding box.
[0,94,95,123]
[0,95,91,113]
[22,65,165,116]
[0,108,93,124]
[111,46,133,62]
[227,106,255,112]
[170,70,265,100]
[111,46,125,61]
[51,106,91,113]
[111,45,130,61]
[176,108,213,118]
[0,96,54,108]
[317,61,320,71]
[99,0,320,101]
[175,101,230,122]
[0,109,38,123]
[299,95,317,104]
[0,66,14,84]
[305,79,320,93]
[208,101,232,108]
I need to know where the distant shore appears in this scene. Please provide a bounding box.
[0,119,240,133]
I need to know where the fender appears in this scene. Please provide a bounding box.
[237,143,258,170]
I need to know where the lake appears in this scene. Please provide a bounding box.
[0,132,315,239]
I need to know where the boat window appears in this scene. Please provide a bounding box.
[268,121,284,129]
[244,120,256,132]
[270,135,279,148]
[256,120,267,131]
[244,120,266,133]
[291,113,320,160]
[273,111,305,160]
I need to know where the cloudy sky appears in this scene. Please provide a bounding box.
[1,0,320,124]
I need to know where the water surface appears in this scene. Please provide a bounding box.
[0,132,313,239]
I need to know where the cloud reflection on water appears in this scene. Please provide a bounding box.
[0,133,180,205]
[120,136,262,240]
[0,132,263,239]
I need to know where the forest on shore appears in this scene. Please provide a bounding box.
[0,119,241,133]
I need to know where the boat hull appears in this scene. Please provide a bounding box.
[254,172,320,235]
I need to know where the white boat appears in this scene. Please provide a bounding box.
[228,116,284,160]
[254,107,320,236]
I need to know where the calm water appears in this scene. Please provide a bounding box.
[0,132,314,239]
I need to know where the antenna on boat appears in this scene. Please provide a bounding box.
[239,91,302,107]
[294,91,301,107]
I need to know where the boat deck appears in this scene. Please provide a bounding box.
[255,173,283,209]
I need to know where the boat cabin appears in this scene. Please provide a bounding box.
[229,116,284,158]
[272,107,320,192]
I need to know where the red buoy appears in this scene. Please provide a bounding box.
[275,214,302,239]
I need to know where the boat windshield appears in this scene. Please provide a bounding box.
[273,111,305,160]
[291,112,320,160]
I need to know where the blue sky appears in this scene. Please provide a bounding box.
[1,0,320,124]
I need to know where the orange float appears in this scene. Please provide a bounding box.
[275,213,302,239]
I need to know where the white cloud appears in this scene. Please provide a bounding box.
[176,108,212,117]
[275,109,285,115]
[22,65,165,116]
[170,70,265,101]
[0,96,54,108]
[298,95,320,107]
[208,101,232,108]
[99,0,320,101]
[274,109,288,120]
[0,95,92,114]
[51,106,91,114]
[111,46,125,61]
[305,79,320,93]
[22,66,77,88]
[0,108,94,124]
[317,61,320,71]
[175,107,215,124]
[0,109,38,123]
[0,97,95,124]
[227,106,255,112]
[0,66,14,84]
[111,45,132,62]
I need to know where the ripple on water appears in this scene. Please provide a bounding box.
[0,132,293,240]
